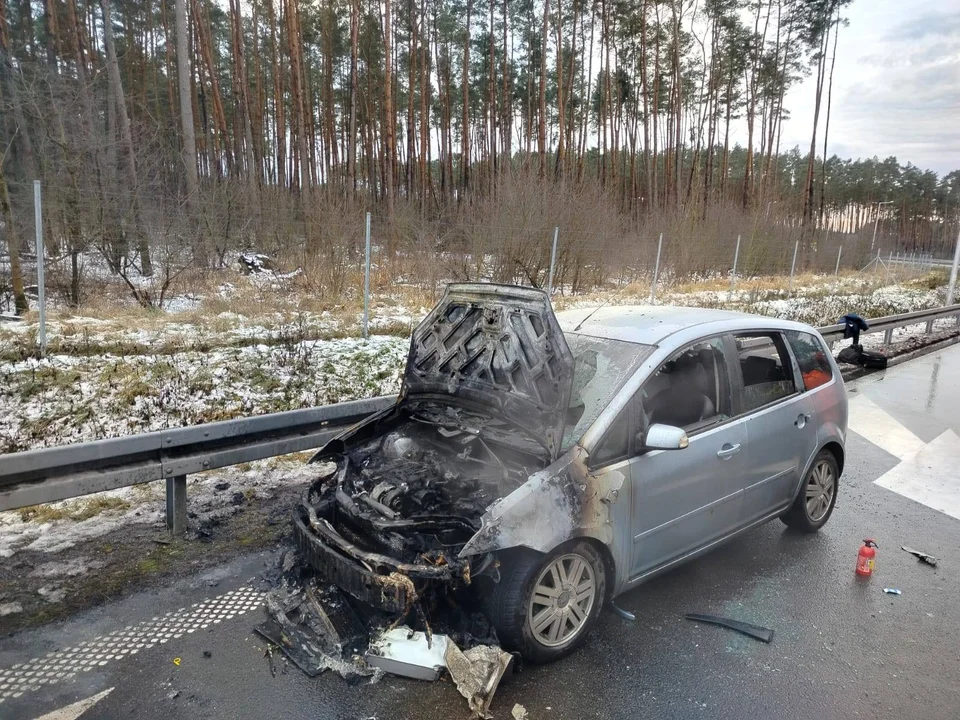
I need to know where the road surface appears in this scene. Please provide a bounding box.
[3,344,960,720]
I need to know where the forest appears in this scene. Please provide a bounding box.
[1,0,958,310]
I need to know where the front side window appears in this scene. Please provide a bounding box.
[638,337,732,434]
[786,330,833,391]
[735,333,797,412]
[562,334,655,450]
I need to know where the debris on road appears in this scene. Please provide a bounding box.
[902,546,937,567]
[203,650,212,658]
[609,602,636,621]
[883,588,902,595]
[365,627,449,680]
[511,704,529,720]
[255,580,376,682]
[684,613,774,643]
[444,641,513,719]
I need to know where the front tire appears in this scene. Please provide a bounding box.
[484,540,606,664]
[781,449,839,533]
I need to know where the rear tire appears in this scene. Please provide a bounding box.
[483,540,606,664]
[781,449,839,533]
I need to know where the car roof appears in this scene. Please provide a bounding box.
[555,304,807,346]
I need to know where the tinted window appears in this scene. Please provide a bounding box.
[786,330,833,390]
[735,333,797,412]
[592,407,631,465]
[639,337,732,433]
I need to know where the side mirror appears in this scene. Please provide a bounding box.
[641,423,689,451]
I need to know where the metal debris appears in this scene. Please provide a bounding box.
[255,581,376,682]
[365,627,449,681]
[901,546,937,566]
[444,642,513,719]
[684,613,774,643]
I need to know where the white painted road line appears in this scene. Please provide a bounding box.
[849,394,960,521]
[874,429,960,521]
[32,687,113,720]
[848,395,926,461]
[0,586,263,706]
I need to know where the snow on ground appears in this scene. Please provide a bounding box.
[0,335,407,453]
[0,458,328,560]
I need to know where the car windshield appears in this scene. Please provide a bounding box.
[561,333,655,450]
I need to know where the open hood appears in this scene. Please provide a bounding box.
[402,283,574,456]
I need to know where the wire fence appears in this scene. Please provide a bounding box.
[0,178,954,355]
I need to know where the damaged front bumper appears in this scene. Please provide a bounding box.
[294,490,476,615]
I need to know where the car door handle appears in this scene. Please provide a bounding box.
[717,443,741,459]
[795,413,811,428]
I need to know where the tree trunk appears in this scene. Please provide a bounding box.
[461,0,471,192]
[384,0,395,229]
[175,0,200,218]
[0,162,27,314]
[101,0,152,276]
[538,0,549,179]
[347,0,358,194]
[818,9,839,228]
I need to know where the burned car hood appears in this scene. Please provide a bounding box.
[402,283,574,456]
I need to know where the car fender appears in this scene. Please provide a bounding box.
[458,445,626,558]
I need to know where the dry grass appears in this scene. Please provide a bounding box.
[18,496,132,523]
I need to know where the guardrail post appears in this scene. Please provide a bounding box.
[925,319,934,334]
[883,328,893,345]
[166,475,187,535]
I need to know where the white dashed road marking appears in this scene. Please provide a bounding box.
[0,586,263,706]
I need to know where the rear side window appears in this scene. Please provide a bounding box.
[735,333,797,412]
[786,330,833,390]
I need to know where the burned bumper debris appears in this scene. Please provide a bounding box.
[295,401,548,614]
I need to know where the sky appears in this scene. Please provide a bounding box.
[776,0,960,177]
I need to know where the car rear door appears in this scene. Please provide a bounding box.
[733,332,819,523]
[626,336,748,580]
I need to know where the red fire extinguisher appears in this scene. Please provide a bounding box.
[856,539,878,576]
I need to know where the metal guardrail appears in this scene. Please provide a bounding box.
[0,396,397,530]
[2,303,960,532]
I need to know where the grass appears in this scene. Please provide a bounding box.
[18,496,132,523]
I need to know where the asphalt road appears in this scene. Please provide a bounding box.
[3,345,960,720]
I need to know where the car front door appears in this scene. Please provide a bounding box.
[733,332,819,523]
[627,336,747,580]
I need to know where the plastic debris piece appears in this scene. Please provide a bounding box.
[684,613,774,643]
[901,546,937,567]
[444,641,513,719]
[609,602,636,621]
[883,588,902,595]
[365,627,449,681]
[512,704,529,720]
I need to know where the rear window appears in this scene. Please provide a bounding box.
[786,330,833,390]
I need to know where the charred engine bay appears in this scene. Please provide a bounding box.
[304,402,547,582]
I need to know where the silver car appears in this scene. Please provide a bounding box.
[297,284,847,663]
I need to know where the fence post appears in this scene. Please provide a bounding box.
[947,222,960,307]
[730,235,741,294]
[547,227,559,297]
[166,475,187,535]
[835,245,842,275]
[649,233,663,304]
[788,240,799,293]
[885,251,892,283]
[873,249,880,276]
[34,180,46,356]
[363,212,371,339]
